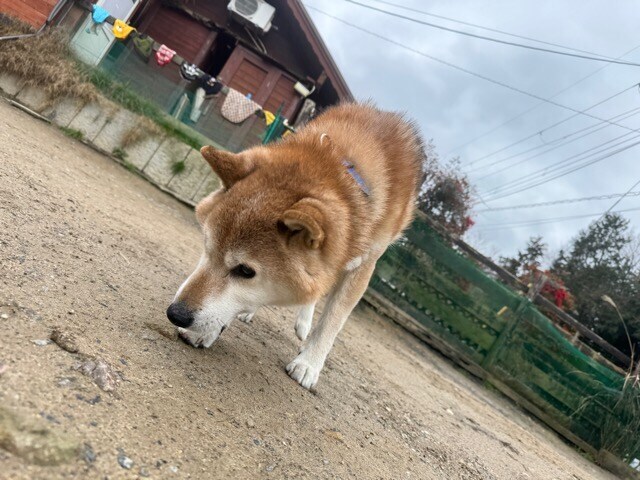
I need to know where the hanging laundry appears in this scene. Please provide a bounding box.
[190,87,206,123]
[85,5,110,35]
[132,34,153,61]
[92,5,109,24]
[263,110,276,126]
[155,44,176,66]
[112,19,136,40]
[199,75,223,97]
[180,62,200,82]
[221,89,260,124]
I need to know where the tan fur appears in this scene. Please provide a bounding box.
[172,103,424,388]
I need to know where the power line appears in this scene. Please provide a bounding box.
[464,84,639,169]
[483,135,640,200]
[304,5,640,135]
[366,0,625,60]
[481,131,640,198]
[343,0,640,67]
[597,178,640,222]
[473,107,640,180]
[475,206,640,231]
[446,42,640,156]
[476,191,640,212]
[483,138,640,202]
[472,106,640,181]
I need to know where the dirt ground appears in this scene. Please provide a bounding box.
[0,98,614,479]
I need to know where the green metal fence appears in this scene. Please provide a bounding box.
[367,217,639,464]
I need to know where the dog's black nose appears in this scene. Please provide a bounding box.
[166,301,194,328]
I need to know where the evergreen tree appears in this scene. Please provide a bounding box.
[499,236,546,277]
[551,214,639,356]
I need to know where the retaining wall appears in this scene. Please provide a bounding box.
[0,73,219,206]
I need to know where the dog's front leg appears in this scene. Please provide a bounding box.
[295,303,316,341]
[286,261,377,389]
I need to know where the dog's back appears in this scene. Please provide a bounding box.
[291,103,425,251]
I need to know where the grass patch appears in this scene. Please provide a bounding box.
[59,126,84,140]
[122,160,138,173]
[171,160,186,175]
[112,147,128,161]
[576,374,640,462]
[599,378,640,459]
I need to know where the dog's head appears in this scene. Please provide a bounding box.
[166,145,339,333]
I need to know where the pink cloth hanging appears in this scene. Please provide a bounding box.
[155,44,176,67]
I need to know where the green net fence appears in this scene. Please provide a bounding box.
[369,218,640,460]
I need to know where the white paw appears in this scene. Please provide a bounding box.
[286,353,322,390]
[237,312,255,324]
[177,326,224,348]
[295,318,311,341]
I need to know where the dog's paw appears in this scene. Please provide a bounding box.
[295,317,311,341]
[286,353,322,390]
[237,312,255,324]
[177,326,224,348]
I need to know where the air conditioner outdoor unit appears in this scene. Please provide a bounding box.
[228,0,276,34]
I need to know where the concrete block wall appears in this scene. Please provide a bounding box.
[0,73,220,206]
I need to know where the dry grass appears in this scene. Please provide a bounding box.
[120,116,162,148]
[575,369,640,463]
[0,16,97,103]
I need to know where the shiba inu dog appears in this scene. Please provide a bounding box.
[167,103,424,389]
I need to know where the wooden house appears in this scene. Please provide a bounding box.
[0,0,59,27]
[2,0,352,151]
[131,0,353,117]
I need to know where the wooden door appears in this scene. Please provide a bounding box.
[219,46,301,119]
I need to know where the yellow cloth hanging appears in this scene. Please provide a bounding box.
[263,110,276,126]
[112,19,136,40]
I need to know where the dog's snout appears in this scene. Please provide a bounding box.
[166,301,194,328]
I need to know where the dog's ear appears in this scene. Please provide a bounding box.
[200,146,255,188]
[279,198,326,249]
[195,190,222,225]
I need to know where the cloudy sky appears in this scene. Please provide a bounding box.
[304,0,640,261]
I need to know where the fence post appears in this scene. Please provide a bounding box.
[481,276,547,371]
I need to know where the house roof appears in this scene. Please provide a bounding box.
[149,0,353,103]
[284,0,353,101]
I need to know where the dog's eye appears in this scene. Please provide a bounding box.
[230,264,256,279]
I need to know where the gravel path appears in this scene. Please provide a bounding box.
[0,98,613,479]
